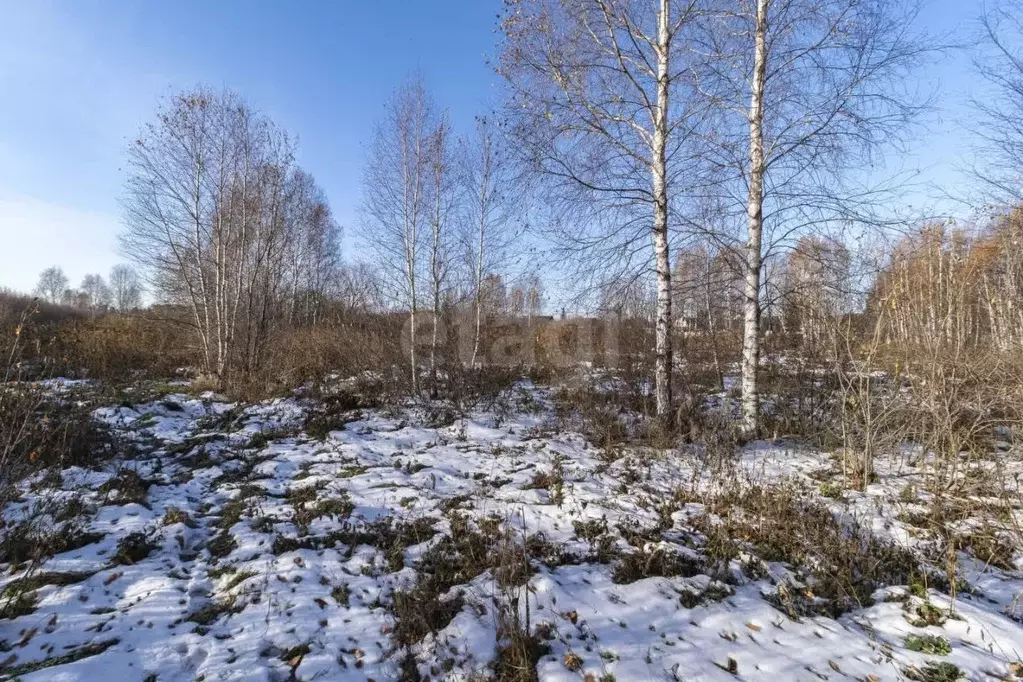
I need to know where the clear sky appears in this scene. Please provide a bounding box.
[0,0,986,294]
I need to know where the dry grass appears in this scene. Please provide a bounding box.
[391,514,532,647]
[690,482,922,616]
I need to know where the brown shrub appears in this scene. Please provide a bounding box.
[692,482,921,616]
[52,312,190,381]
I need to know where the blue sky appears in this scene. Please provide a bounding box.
[0,0,985,294]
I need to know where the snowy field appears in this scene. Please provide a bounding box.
[2,381,1023,681]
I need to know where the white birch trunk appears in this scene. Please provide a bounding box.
[741,0,769,436]
[652,0,673,420]
[470,131,491,369]
[429,126,446,398]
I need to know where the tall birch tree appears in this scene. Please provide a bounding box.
[109,264,143,312]
[123,88,338,383]
[500,0,703,419]
[427,115,455,396]
[360,75,436,395]
[459,117,518,367]
[695,0,930,434]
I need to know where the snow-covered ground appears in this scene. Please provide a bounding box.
[2,382,1023,681]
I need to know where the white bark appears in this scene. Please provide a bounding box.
[359,76,436,396]
[405,121,424,396]
[460,117,515,369]
[123,89,338,385]
[498,0,702,420]
[740,0,769,436]
[653,0,674,420]
[428,120,451,397]
[470,139,491,369]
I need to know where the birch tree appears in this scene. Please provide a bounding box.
[427,115,455,396]
[741,0,768,437]
[80,274,111,312]
[696,0,930,434]
[360,75,435,395]
[500,0,703,419]
[123,88,337,383]
[34,267,68,304]
[278,169,341,327]
[124,89,246,377]
[458,116,518,367]
[109,264,143,312]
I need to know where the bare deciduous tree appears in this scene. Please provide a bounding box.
[34,267,68,304]
[695,0,930,434]
[80,274,111,312]
[426,115,455,396]
[359,75,436,395]
[282,170,341,327]
[741,0,769,438]
[500,0,705,419]
[109,264,143,312]
[337,262,386,314]
[124,89,248,377]
[458,117,519,367]
[971,0,1023,209]
[123,88,337,383]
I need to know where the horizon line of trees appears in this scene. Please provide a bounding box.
[34,264,142,313]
